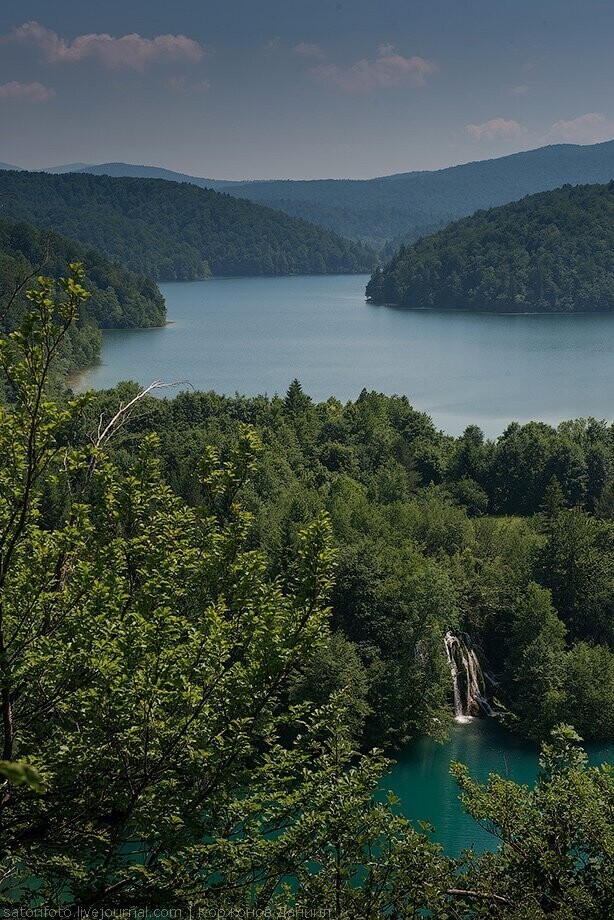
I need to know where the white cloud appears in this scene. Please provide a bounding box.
[293,42,325,59]
[465,118,525,140]
[546,112,614,144]
[309,44,436,92]
[1,21,204,70]
[509,84,529,97]
[0,80,55,102]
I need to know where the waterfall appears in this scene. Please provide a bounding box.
[443,632,493,722]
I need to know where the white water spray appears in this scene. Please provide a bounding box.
[444,632,493,722]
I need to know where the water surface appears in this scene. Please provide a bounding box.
[388,719,613,856]
[74,275,614,438]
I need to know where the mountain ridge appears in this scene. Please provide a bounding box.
[40,139,614,185]
[30,140,614,250]
[41,161,238,191]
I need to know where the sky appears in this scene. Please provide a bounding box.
[1,0,613,179]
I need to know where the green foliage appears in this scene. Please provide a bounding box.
[0,761,45,793]
[76,380,614,746]
[0,272,453,912]
[502,581,614,741]
[539,508,614,644]
[0,265,612,913]
[451,725,614,918]
[0,218,165,330]
[0,218,165,377]
[0,171,376,280]
[369,182,614,312]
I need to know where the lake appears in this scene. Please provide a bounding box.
[387,718,613,856]
[73,274,614,438]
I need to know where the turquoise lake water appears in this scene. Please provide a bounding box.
[387,718,613,856]
[73,274,614,438]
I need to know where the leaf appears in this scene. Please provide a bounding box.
[0,760,46,793]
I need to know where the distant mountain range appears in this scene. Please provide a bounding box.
[15,140,613,250]
[229,141,614,249]
[4,140,614,254]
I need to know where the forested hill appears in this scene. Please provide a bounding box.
[0,218,165,373]
[367,182,614,313]
[0,170,375,280]
[45,161,236,192]
[35,140,614,251]
[228,140,614,249]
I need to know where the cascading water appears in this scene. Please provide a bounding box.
[443,632,493,723]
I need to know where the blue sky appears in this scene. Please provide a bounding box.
[1,0,613,178]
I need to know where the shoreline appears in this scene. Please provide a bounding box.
[367,298,614,316]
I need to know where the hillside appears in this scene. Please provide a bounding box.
[366,182,614,313]
[229,142,614,248]
[0,170,375,280]
[0,218,165,373]
[44,161,236,192]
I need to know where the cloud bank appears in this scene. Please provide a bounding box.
[546,112,614,144]
[309,44,436,92]
[465,118,525,140]
[0,81,55,102]
[2,21,205,71]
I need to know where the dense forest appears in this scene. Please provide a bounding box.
[0,266,612,915]
[82,381,614,748]
[38,140,614,251]
[0,170,376,280]
[0,218,165,375]
[367,182,614,313]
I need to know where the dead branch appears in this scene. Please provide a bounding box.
[93,379,190,449]
[447,887,515,906]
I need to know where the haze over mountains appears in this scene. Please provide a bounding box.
[26,139,614,250]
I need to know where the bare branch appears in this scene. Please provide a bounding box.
[93,380,190,450]
[447,888,515,906]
